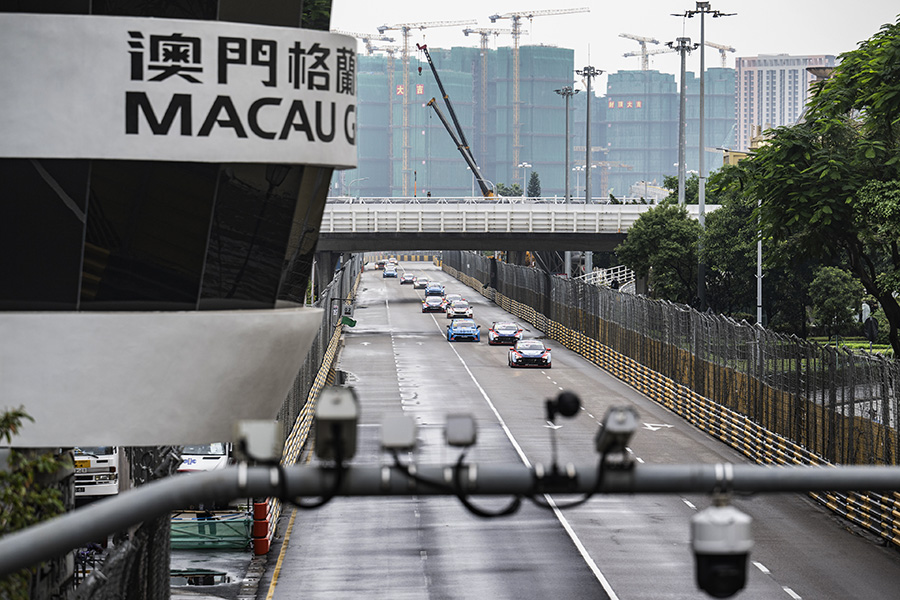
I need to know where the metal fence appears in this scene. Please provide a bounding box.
[73,254,364,598]
[443,250,900,468]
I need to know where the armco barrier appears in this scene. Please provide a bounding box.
[443,263,900,549]
[252,268,363,555]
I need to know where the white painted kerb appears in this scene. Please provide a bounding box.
[1,307,323,447]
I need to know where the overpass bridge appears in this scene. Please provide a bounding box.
[317,198,716,252]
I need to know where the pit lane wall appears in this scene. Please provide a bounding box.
[442,251,900,548]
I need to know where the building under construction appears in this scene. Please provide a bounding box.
[340,46,735,201]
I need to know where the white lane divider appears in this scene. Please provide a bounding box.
[428,314,621,600]
[783,587,802,599]
[753,562,770,574]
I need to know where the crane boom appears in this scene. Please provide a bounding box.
[377,19,477,196]
[416,44,475,165]
[426,98,494,197]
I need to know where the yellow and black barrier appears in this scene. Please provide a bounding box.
[442,266,900,549]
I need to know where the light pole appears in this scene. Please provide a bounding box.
[674,2,734,309]
[572,166,583,198]
[518,162,532,198]
[667,37,698,206]
[554,86,579,204]
[575,65,603,204]
[556,85,579,278]
[348,177,369,200]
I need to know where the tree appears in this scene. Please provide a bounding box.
[809,266,865,338]
[699,167,756,317]
[495,183,522,197]
[745,17,900,355]
[527,171,542,198]
[0,408,67,598]
[615,201,702,304]
[662,172,701,204]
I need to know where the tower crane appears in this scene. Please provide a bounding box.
[463,27,515,160]
[377,19,477,196]
[619,33,660,71]
[705,40,736,68]
[489,7,590,186]
[623,47,676,70]
[329,30,395,55]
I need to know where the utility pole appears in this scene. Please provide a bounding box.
[674,2,735,309]
[576,65,602,276]
[576,66,602,204]
[556,85,579,277]
[667,37,698,206]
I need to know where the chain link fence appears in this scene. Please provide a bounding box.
[443,251,900,468]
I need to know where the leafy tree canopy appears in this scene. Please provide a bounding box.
[495,183,523,197]
[616,201,702,304]
[809,266,865,337]
[743,16,900,354]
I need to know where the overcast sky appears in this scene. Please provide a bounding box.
[331,1,899,90]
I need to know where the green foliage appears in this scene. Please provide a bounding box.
[700,167,758,317]
[495,183,523,197]
[809,267,865,336]
[744,16,900,354]
[301,0,332,31]
[527,172,542,198]
[615,201,702,304]
[662,173,700,204]
[0,408,67,598]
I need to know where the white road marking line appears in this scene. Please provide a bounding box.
[682,499,696,510]
[753,561,770,574]
[635,457,645,464]
[431,314,620,600]
[783,587,802,599]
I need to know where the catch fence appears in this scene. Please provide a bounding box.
[443,250,900,547]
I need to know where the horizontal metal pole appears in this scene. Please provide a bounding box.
[2,462,900,575]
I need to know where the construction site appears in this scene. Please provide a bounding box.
[333,19,737,201]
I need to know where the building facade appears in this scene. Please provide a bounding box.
[735,54,836,151]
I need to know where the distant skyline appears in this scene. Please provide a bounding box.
[331,1,899,91]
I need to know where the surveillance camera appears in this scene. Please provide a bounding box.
[691,503,753,598]
[315,386,360,462]
[594,406,639,455]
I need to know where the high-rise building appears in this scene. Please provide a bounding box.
[735,54,836,152]
[339,45,575,199]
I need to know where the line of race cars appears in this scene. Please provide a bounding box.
[384,266,552,368]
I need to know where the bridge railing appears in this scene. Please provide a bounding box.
[321,204,716,235]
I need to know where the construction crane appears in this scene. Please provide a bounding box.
[488,7,590,186]
[377,19,477,196]
[623,48,676,70]
[462,27,515,161]
[329,30,395,55]
[418,43,494,197]
[705,40,736,68]
[619,33,660,71]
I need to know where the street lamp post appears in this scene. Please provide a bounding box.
[674,2,734,309]
[667,37,698,206]
[556,85,579,278]
[575,65,603,204]
[518,162,532,198]
[347,177,369,200]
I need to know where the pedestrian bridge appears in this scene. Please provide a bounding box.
[317,199,715,252]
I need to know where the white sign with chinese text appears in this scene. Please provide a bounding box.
[0,14,357,167]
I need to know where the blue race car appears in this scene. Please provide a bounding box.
[447,319,480,342]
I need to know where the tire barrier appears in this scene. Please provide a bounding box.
[443,262,900,549]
